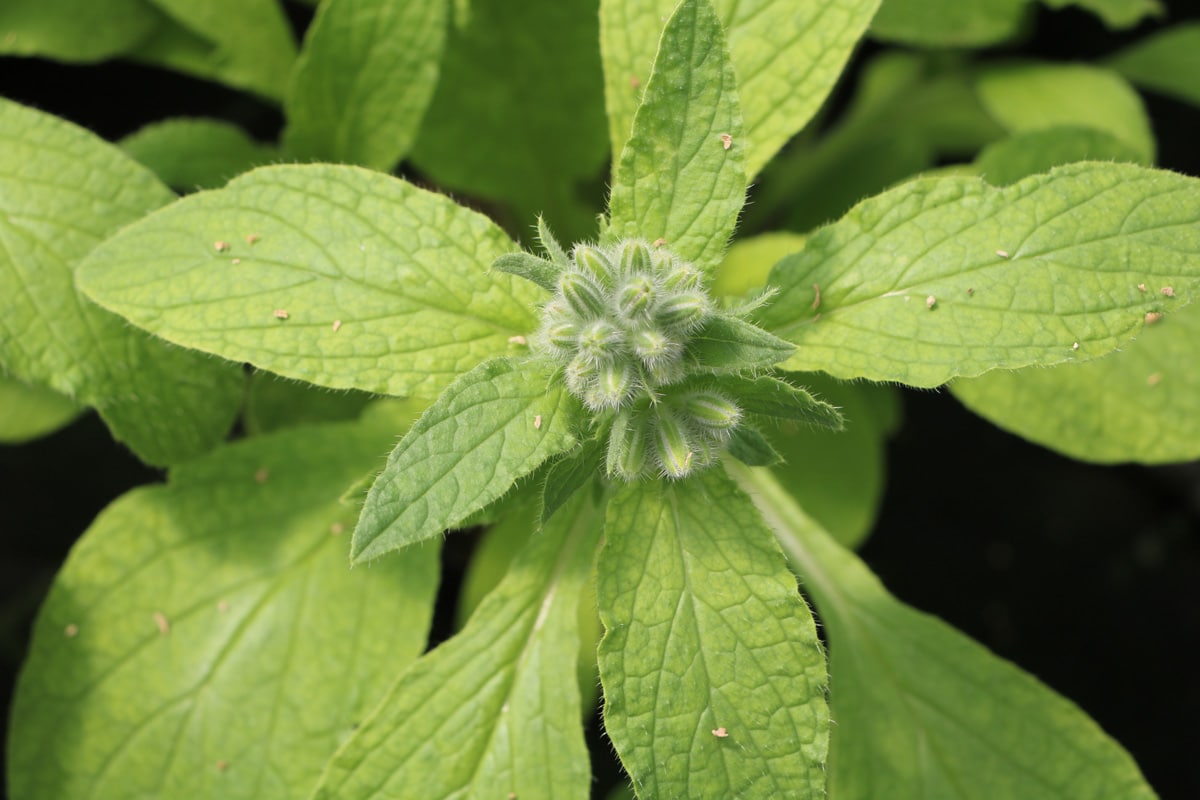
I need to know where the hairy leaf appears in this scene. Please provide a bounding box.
[974,126,1144,186]
[0,375,80,443]
[759,162,1200,387]
[7,418,439,800]
[0,0,162,61]
[597,470,828,799]
[0,98,241,465]
[283,0,446,170]
[352,358,576,561]
[315,490,599,800]
[78,163,540,397]
[120,118,278,191]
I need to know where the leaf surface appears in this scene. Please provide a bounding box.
[870,0,1027,46]
[974,126,1145,187]
[7,417,439,800]
[1107,22,1200,108]
[0,0,161,60]
[352,358,576,562]
[120,118,279,191]
[314,490,599,800]
[729,462,1157,800]
[601,0,879,178]
[597,470,828,799]
[759,162,1200,387]
[283,0,446,170]
[78,163,540,397]
[0,375,80,443]
[0,98,242,465]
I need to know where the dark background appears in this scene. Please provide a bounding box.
[3,2,1199,798]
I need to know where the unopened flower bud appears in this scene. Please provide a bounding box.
[662,262,702,291]
[631,329,680,368]
[618,240,652,276]
[679,391,741,434]
[573,245,616,287]
[607,411,649,479]
[541,320,578,354]
[617,276,656,321]
[559,271,608,320]
[655,292,710,333]
[652,411,695,479]
[587,363,635,410]
[577,320,623,362]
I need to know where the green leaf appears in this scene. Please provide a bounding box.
[0,0,162,61]
[542,439,604,524]
[493,251,561,293]
[712,232,806,298]
[975,62,1155,164]
[0,98,242,465]
[870,0,1027,47]
[352,358,577,562]
[132,0,297,100]
[314,489,599,800]
[597,470,828,799]
[1107,22,1200,108]
[77,163,541,398]
[7,419,440,800]
[952,300,1200,463]
[759,162,1200,388]
[120,118,279,192]
[0,375,80,443]
[687,315,794,372]
[410,0,609,244]
[601,0,879,178]
[728,462,1157,800]
[1042,0,1162,29]
[974,126,1145,186]
[282,0,446,170]
[724,424,783,467]
[606,0,745,271]
[242,371,387,436]
[702,373,843,429]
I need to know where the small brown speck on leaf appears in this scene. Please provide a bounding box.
[64,623,79,638]
[712,727,729,738]
[1147,372,1163,386]
[274,309,289,320]
[216,760,230,772]
[926,295,937,309]
[995,249,1009,259]
[508,335,527,345]
[255,468,269,484]
[231,258,241,265]
[1137,283,1147,292]
[246,233,261,245]
[507,794,517,800]
[534,414,543,430]
[1161,286,1176,297]
[811,283,821,311]
[1145,311,1163,325]
[218,600,229,614]
[331,522,345,536]
[967,288,975,296]
[652,238,667,248]
[719,133,733,150]
[153,611,170,636]
[332,319,342,332]
[214,240,230,252]
[630,76,640,89]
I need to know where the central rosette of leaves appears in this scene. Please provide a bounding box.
[533,240,742,480]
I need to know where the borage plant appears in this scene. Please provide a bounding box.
[4,0,1199,798]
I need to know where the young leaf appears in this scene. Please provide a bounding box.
[493,251,562,293]
[0,0,160,61]
[601,0,879,178]
[952,300,1200,463]
[759,162,1200,388]
[542,439,604,524]
[1106,22,1200,108]
[352,358,576,562]
[242,371,391,436]
[870,0,1028,47]
[729,463,1157,800]
[974,126,1144,187]
[686,315,795,371]
[283,0,446,170]
[597,470,829,799]
[698,373,843,429]
[314,490,600,800]
[7,419,439,800]
[77,163,541,398]
[120,118,279,191]
[975,63,1155,164]
[607,0,746,272]
[0,376,80,443]
[724,424,783,467]
[0,98,242,465]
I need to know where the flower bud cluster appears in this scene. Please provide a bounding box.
[533,239,742,480]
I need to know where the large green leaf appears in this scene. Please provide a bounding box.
[0,375,81,443]
[77,163,541,398]
[597,470,828,799]
[352,358,577,562]
[242,371,389,436]
[314,490,599,800]
[601,0,879,178]
[7,415,440,800]
[871,0,1159,45]
[607,0,746,271]
[283,0,446,170]
[975,63,1155,164]
[133,0,297,100]
[0,0,162,61]
[409,0,608,243]
[120,118,279,192]
[729,462,1157,800]
[0,98,242,465]
[1107,22,1200,108]
[758,162,1200,388]
[1042,0,1162,28]
[973,126,1145,186]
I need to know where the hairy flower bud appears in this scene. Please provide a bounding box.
[617,275,657,321]
[655,292,710,333]
[678,391,741,435]
[652,411,695,479]
[607,410,649,479]
[559,271,608,320]
[573,245,616,287]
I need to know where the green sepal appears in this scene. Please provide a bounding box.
[725,425,783,467]
[685,315,796,372]
[537,214,571,267]
[493,251,560,293]
[541,439,604,524]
